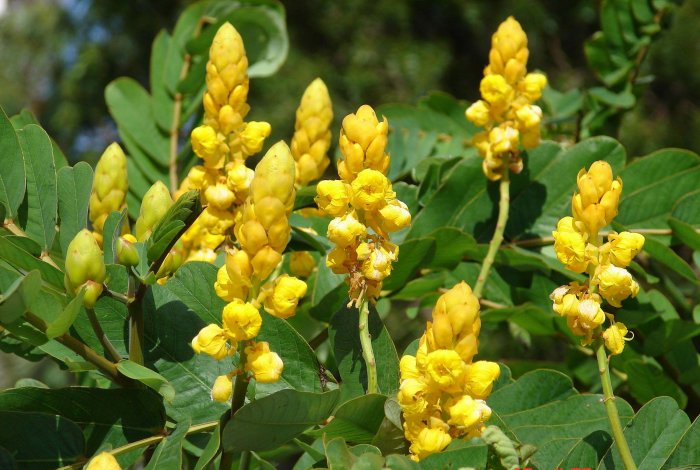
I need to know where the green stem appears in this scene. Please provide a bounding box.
[221,345,251,470]
[127,275,144,365]
[473,170,510,299]
[595,337,637,470]
[86,308,122,362]
[358,299,378,394]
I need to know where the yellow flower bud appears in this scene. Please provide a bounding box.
[327,212,367,248]
[479,74,515,109]
[552,216,589,273]
[134,181,174,241]
[434,282,481,340]
[515,104,542,129]
[485,16,529,84]
[606,231,645,268]
[82,280,104,310]
[488,125,519,154]
[199,207,236,236]
[116,234,139,267]
[577,299,605,330]
[292,78,333,186]
[315,180,351,217]
[211,374,233,402]
[289,251,316,278]
[191,125,223,168]
[465,100,491,127]
[351,169,393,211]
[572,161,623,236]
[222,300,262,341]
[596,265,639,307]
[214,265,248,302]
[224,248,253,286]
[226,161,254,203]
[603,322,629,355]
[86,451,122,470]
[464,361,500,399]
[65,229,107,293]
[518,72,547,101]
[250,141,296,211]
[376,199,412,233]
[357,240,398,282]
[192,324,230,360]
[399,355,420,380]
[183,165,218,191]
[240,121,271,156]
[204,183,236,210]
[245,341,284,383]
[250,246,282,280]
[397,378,428,415]
[338,105,389,181]
[410,427,452,461]
[261,274,307,319]
[448,395,490,430]
[326,246,349,274]
[206,23,249,116]
[89,143,128,234]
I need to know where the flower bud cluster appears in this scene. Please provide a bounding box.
[550,161,644,354]
[89,143,128,242]
[315,105,410,303]
[465,17,547,181]
[175,23,272,262]
[291,78,333,186]
[191,142,307,401]
[399,282,500,461]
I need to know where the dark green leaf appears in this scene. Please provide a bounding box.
[57,162,93,258]
[643,236,698,284]
[625,359,687,409]
[0,236,64,288]
[308,262,347,322]
[222,389,340,452]
[117,360,176,403]
[294,185,317,210]
[419,442,488,469]
[147,190,201,263]
[16,125,58,251]
[45,286,84,339]
[312,394,387,444]
[165,261,224,324]
[0,270,42,324]
[329,304,400,402]
[0,106,26,220]
[144,418,190,470]
[194,423,220,470]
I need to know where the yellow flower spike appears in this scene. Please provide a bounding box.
[244,341,284,383]
[595,265,639,307]
[606,231,645,268]
[191,324,230,360]
[86,451,122,470]
[350,169,394,211]
[205,22,249,119]
[240,121,272,156]
[315,180,351,216]
[214,265,248,302]
[261,274,307,319]
[289,251,316,278]
[485,16,529,84]
[337,104,390,181]
[222,300,262,341]
[89,143,128,235]
[191,125,224,168]
[211,374,234,402]
[292,78,333,186]
[431,282,480,349]
[327,212,367,248]
[571,161,623,237]
[603,322,629,355]
[134,181,174,241]
[410,427,452,462]
[552,216,589,273]
[464,361,501,399]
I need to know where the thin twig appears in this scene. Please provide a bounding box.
[87,308,123,362]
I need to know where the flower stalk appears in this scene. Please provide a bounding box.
[358,299,377,394]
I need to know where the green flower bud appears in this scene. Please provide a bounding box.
[116,234,140,267]
[134,181,174,241]
[64,229,106,301]
[89,143,128,234]
[83,280,104,310]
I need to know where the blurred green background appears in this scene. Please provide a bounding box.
[1,0,698,388]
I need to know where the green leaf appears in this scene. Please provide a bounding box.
[370,397,408,455]
[0,270,42,324]
[0,106,26,220]
[165,261,225,324]
[601,397,692,469]
[255,314,323,396]
[16,125,58,251]
[146,190,201,264]
[0,235,64,288]
[383,237,434,291]
[56,162,93,258]
[384,454,420,469]
[0,387,165,455]
[102,209,129,264]
[222,389,340,452]
[144,418,191,470]
[308,262,347,322]
[329,304,400,402]
[643,319,700,357]
[10,109,68,169]
[45,286,84,339]
[419,442,488,469]
[150,30,181,133]
[617,148,700,230]
[324,437,356,469]
[668,217,700,251]
[643,236,698,284]
[625,359,687,409]
[194,423,221,470]
[117,360,176,403]
[105,77,169,166]
[487,369,634,470]
[294,185,317,210]
[0,410,84,469]
[312,394,387,444]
